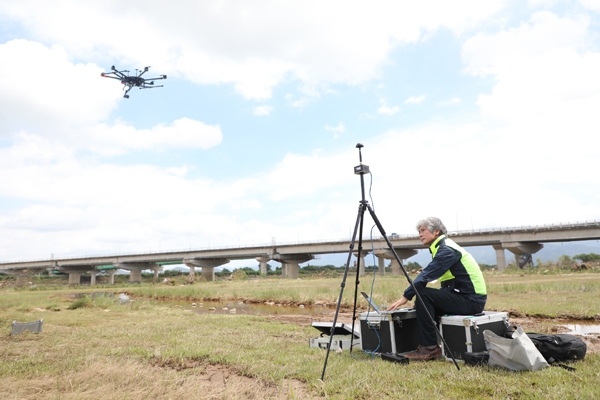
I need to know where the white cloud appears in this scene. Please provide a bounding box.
[404,95,426,104]
[463,11,600,162]
[438,97,462,105]
[265,150,355,202]
[0,39,117,134]
[0,0,506,100]
[85,118,223,155]
[253,105,274,116]
[528,0,560,7]
[325,123,345,133]
[580,0,600,11]
[378,98,400,115]
[462,11,589,77]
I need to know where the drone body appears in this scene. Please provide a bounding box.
[101,65,167,98]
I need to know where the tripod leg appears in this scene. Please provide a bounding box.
[365,203,461,371]
[320,202,367,381]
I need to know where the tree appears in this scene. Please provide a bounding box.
[558,255,574,268]
[573,253,600,262]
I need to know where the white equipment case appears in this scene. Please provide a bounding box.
[440,311,509,360]
[309,322,361,351]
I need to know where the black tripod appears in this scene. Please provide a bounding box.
[320,144,459,381]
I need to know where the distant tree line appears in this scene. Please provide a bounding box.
[573,253,600,262]
[212,262,426,277]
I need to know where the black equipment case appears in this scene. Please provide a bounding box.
[359,308,419,354]
[440,311,509,360]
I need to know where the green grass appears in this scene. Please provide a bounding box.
[1,273,599,399]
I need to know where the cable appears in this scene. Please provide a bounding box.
[368,171,375,212]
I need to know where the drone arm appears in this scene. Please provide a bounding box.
[101,73,125,81]
[145,75,167,81]
[101,68,129,79]
[137,66,150,78]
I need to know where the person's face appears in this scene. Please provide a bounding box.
[418,226,440,246]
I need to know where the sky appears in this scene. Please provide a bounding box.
[1,0,599,269]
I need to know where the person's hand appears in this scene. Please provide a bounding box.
[386,296,409,311]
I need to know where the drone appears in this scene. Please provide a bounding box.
[101,65,167,98]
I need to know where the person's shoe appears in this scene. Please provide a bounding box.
[404,345,442,361]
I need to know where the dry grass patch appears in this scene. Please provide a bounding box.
[0,359,311,400]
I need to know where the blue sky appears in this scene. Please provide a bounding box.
[1,1,599,269]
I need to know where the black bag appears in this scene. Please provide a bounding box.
[462,351,489,367]
[526,333,587,364]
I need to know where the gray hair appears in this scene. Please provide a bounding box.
[416,217,447,235]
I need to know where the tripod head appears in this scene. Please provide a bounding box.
[353,143,370,175]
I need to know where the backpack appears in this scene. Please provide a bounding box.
[526,333,587,364]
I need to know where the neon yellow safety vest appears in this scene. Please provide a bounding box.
[429,235,487,296]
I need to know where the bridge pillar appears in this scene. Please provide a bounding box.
[377,256,386,276]
[107,270,116,284]
[492,245,507,271]
[116,262,159,284]
[271,254,314,279]
[16,272,30,287]
[152,266,162,283]
[502,242,543,267]
[130,269,142,283]
[353,250,369,276]
[256,257,270,276]
[390,258,402,276]
[184,258,230,282]
[88,270,99,286]
[374,249,418,276]
[284,261,300,279]
[68,272,81,285]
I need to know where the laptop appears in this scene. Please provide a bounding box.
[361,291,386,314]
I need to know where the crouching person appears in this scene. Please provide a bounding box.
[387,217,487,361]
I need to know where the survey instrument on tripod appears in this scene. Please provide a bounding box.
[320,144,460,381]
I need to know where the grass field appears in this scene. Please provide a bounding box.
[1,271,599,399]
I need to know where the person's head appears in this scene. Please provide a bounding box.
[415,217,447,246]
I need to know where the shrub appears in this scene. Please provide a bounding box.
[231,269,247,280]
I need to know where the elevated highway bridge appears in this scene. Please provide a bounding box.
[1,221,599,285]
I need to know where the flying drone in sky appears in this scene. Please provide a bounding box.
[101,65,167,98]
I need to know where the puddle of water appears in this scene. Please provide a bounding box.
[158,299,335,316]
[564,323,600,336]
